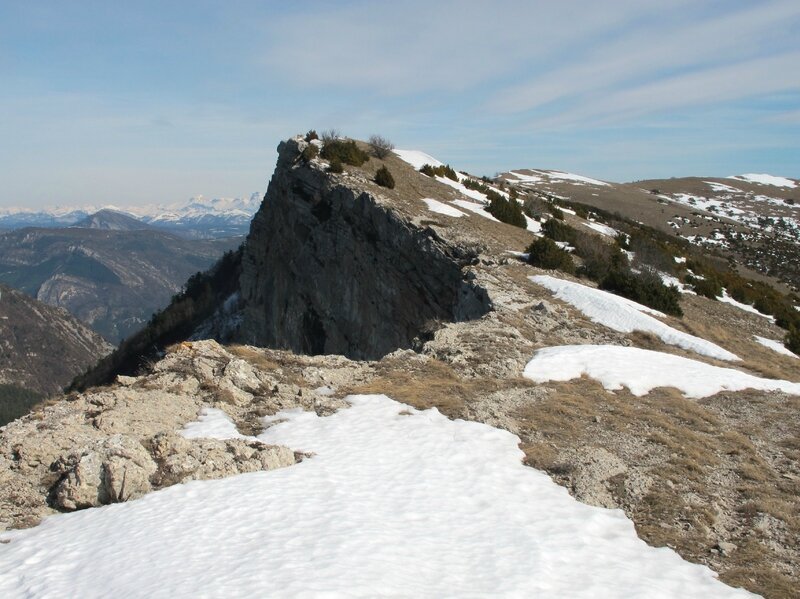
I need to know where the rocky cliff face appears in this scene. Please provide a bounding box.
[231,137,490,359]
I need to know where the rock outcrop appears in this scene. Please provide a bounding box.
[232,137,491,358]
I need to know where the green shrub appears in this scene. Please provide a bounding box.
[301,144,319,161]
[368,134,394,159]
[305,130,318,142]
[600,268,683,316]
[328,158,344,174]
[542,218,577,244]
[485,191,526,228]
[574,235,627,281]
[786,326,800,355]
[374,165,395,189]
[321,139,369,166]
[526,238,575,274]
[419,163,458,181]
[549,205,565,220]
[686,275,722,299]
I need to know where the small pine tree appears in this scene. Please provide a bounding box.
[328,158,344,173]
[526,238,575,274]
[305,130,319,142]
[375,165,395,189]
[301,144,319,161]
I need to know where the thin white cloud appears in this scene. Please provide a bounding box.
[259,0,690,94]
[488,0,800,114]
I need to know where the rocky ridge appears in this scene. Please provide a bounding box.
[2,135,799,598]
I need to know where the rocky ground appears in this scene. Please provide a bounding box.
[2,137,798,598]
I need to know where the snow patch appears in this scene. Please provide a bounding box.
[393,149,444,170]
[421,198,466,218]
[754,336,798,359]
[583,221,617,237]
[180,407,249,440]
[718,290,775,322]
[530,275,739,361]
[525,345,800,398]
[728,173,797,188]
[451,199,500,221]
[0,395,755,598]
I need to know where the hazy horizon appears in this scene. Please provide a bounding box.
[2,1,799,209]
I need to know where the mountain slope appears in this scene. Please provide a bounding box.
[4,135,799,598]
[0,283,111,414]
[0,228,242,343]
[74,209,152,231]
[498,169,800,290]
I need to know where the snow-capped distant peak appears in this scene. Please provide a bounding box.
[727,174,797,188]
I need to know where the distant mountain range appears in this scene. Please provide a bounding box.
[0,227,242,343]
[0,193,263,239]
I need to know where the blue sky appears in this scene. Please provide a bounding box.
[1,0,798,208]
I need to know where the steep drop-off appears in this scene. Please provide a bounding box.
[75,136,491,388]
[233,137,490,358]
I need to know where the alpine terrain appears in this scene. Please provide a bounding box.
[1,135,798,598]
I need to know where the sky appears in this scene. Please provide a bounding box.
[1,0,798,209]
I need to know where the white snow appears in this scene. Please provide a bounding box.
[435,175,491,203]
[705,181,743,194]
[451,199,500,221]
[728,173,797,188]
[530,275,740,361]
[180,407,249,440]
[754,336,798,359]
[0,394,754,598]
[583,221,618,237]
[718,290,775,322]
[674,256,687,264]
[524,214,542,233]
[524,345,800,399]
[393,149,444,170]
[544,170,611,186]
[509,169,609,187]
[421,198,466,218]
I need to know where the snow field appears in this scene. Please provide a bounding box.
[583,220,618,237]
[754,336,798,359]
[728,174,797,188]
[530,275,740,361]
[421,198,466,218]
[393,149,444,170]
[717,290,775,322]
[0,395,755,598]
[524,345,800,398]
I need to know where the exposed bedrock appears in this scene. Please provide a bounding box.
[234,138,491,359]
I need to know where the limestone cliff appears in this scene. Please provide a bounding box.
[231,137,490,358]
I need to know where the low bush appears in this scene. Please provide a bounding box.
[368,134,394,159]
[321,139,370,166]
[574,234,627,281]
[419,163,459,181]
[374,165,395,189]
[549,205,565,220]
[526,238,575,274]
[486,192,526,228]
[786,327,800,355]
[305,130,318,142]
[686,275,722,299]
[328,158,344,173]
[321,129,340,143]
[542,218,577,244]
[301,144,318,161]
[600,268,683,316]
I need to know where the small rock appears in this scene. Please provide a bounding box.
[715,541,737,557]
